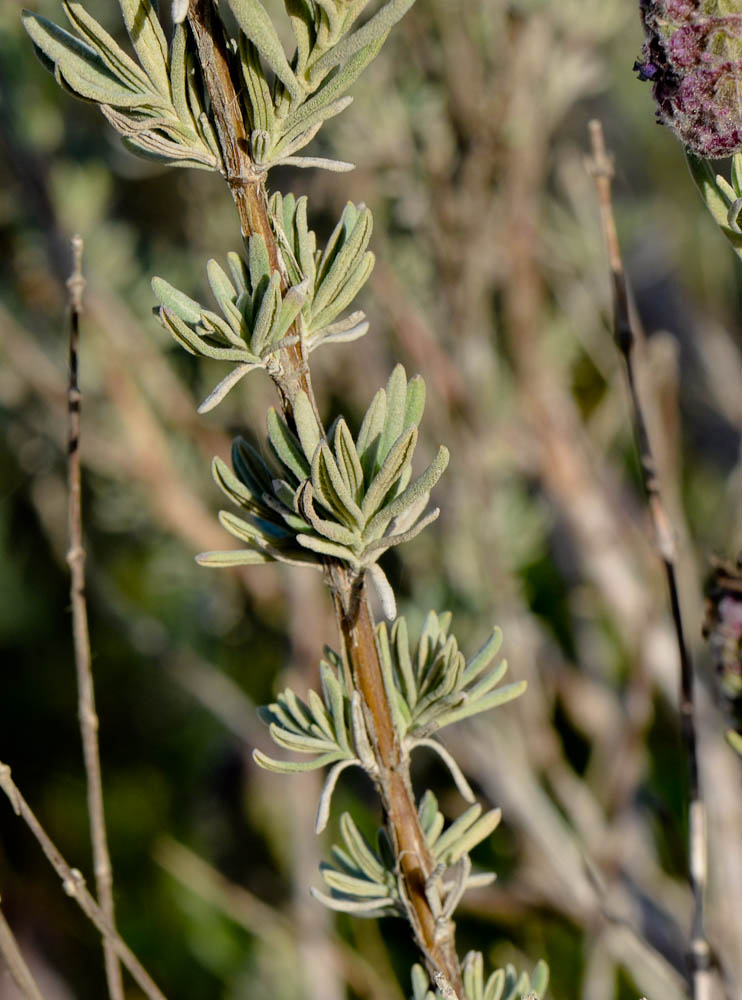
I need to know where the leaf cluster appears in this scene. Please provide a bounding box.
[311,790,499,918]
[232,0,416,171]
[254,612,524,830]
[410,953,549,1000]
[197,364,448,575]
[22,1,219,168]
[152,197,374,412]
[23,0,418,175]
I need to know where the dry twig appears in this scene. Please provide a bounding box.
[0,763,167,1000]
[0,899,45,1000]
[588,119,713,1000]
[65,235,123,1000]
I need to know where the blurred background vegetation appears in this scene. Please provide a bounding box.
[1,1,741,998]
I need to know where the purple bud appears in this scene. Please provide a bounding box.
[637,1,742,156]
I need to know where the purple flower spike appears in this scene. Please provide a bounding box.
[637,1,742,156]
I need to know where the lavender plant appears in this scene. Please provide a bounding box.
[21,1,549,995]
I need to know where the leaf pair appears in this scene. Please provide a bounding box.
[198,365,448,574]
[23,2,219,169]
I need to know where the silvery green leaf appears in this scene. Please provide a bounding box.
[321,870,390,899]
[409,738,475,802]
[309,0,414,79]
[320,662,350,750]
[271,277,309,341]
[248,234,271,292]
[271,154,354,171]
[293,390,322,462]
[361,425,416,520]
[309,888,393,915]
[232,437,274,497]
[440,807,501,865]
[62,1,150,93]
[118,0,169,97]
[457,659,509,704]
[339,813,387,882]
[152,276,202,323]
[378,363,407,467]
[296,534,360,565]
[105,108,218,169]
[271,97,352,159]
[411,964,433,1000]
[266,407,311,481]
[350,691,376,772]
[308,312,368,347]
[169,25,195,125]
[284,0,314,76]
[362,506,440,560]
[228,0,302,100]
[333,418,363,499]
[159,309,253,360]
[312,207,372,317]
[196,548,274,567]
[463,951,484,1000]
[485,968,505,1000]
[432,803,483,858]
[462,628,503,684]
[251,272,282,355]
[253,748,344,773]
[529,961,549,997]
[299,482,361,546]
[315,759,360,833]
[238,35,275,136]
[404,374,426,429]
[312,443,364,528]
[23,12,147,107]
[307,688,334,741]
[212,455,260,512]
[309,252,374,332]
[206,259,242,328]
[268,726,338,754]
[391,618,416,707]
[356,387,386,483]
[435,681,527,729]
[364,445,448,541]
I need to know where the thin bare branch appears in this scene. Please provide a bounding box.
[0,900,46,1000]
[65,235,123,1000]
[588,118,713,1000]
[0,763,168,1000]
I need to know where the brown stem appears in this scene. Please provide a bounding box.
[66,236,124,1000]
[186,0,314,418]
[328,567,463,991]
[186,2,463,989]
[588,120,713,1000]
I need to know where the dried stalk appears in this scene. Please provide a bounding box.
[588,119,712,1000]
[65,235,124,1000]
[0,899,45,1000]
[185,1,463,989]
[0,763,167,1000]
